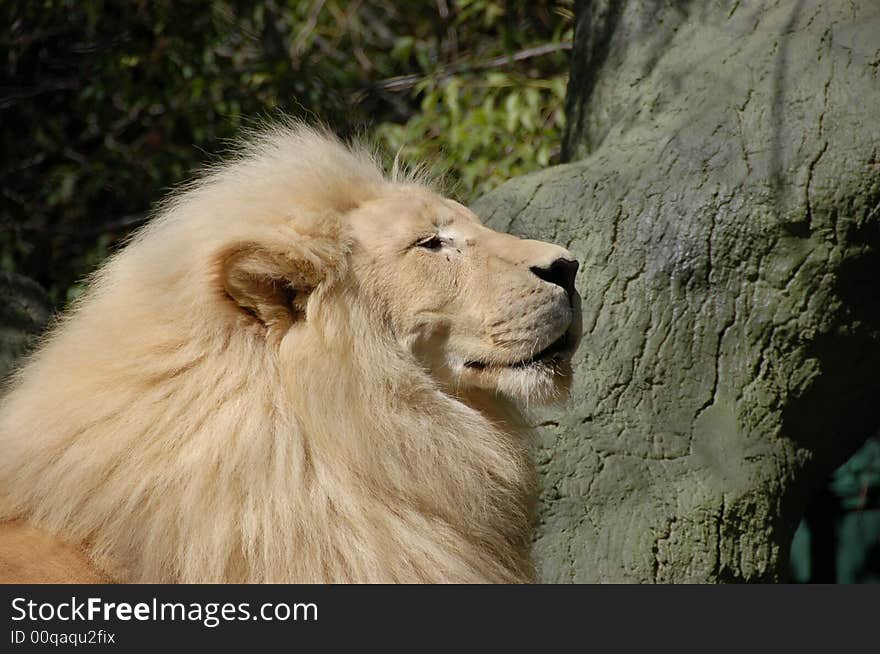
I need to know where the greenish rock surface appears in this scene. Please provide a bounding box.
[474,0,880,581]
[0,272,52,383]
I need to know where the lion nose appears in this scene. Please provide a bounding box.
[530,257,579,297]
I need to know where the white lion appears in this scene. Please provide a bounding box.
[0,123,580,583]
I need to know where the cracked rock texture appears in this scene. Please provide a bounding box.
[474,0,880,582]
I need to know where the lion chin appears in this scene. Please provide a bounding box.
[0,121,581,584]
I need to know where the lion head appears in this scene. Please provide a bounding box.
[218,132,581,408]
[348,192,581,402]
[0,123,581,583]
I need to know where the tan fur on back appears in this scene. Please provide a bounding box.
[0,521,107,583]
[0,123,579,583]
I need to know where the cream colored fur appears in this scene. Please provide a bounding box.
[0,123,579,583]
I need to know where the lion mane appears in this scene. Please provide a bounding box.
[0,124,539,583]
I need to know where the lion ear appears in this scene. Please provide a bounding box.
[219,243,331,331]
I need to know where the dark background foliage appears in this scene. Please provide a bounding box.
[1,0,572,303]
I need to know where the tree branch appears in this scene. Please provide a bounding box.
[371,41,573,92]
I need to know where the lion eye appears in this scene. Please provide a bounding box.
[416,235,444,250]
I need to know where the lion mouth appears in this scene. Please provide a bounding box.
[464,331,574,371]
